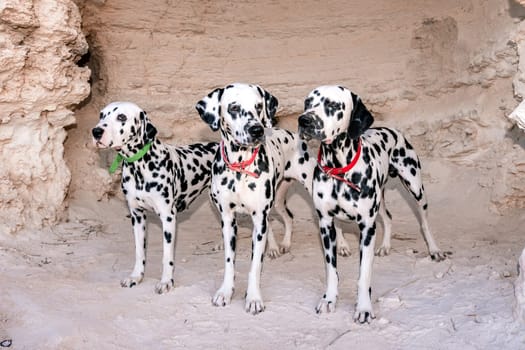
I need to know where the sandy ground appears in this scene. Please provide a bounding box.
[1,160,525,349]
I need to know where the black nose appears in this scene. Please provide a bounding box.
[298,114,313,127]
[248,125,264,138]
[92,127,104,140]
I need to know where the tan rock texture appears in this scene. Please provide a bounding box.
[72,0,524,212]
[3,0,525,235]
[0,0,90,234]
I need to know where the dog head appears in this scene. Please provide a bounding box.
[196,83,278,146]
[92,101,157,151]
[298,85,374,144]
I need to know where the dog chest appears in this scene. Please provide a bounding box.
[211,174,274,214]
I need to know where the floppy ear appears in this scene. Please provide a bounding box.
[262,88,279,128]
[195,88,223,131]
[141,111,157,142]
[348,92,374,139]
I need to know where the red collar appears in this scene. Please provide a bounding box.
[220,141,260,178]
[317,138,362,192]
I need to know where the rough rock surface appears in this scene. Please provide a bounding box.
[509,100,525,129]
[0,0,523,231]
[516,247,525,322]
[0,0,90,234]
[69,0,525,212]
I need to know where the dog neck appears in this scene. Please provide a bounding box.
[220,141,260,178]
[319,135,360,169]
[221,139,261,163]
[119,138,158,160]
[220,139,263,178]
[109,140,157,174]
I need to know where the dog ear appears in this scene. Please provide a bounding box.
[195,88,223,131]
[259,87,278,128]
[141,111,157,142]
[348,92,374,139]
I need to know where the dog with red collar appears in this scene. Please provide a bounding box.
[196,83,342,314]
[298,85,446,323]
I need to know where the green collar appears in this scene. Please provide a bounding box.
[109,142,152,174]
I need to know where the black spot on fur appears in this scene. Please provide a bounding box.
[264,179,272,199]
[363,225,376,247]
[230,235,236,251]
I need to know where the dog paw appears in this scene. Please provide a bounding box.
[279,242,291,255]
[430,250,447,262]
[154,279,174,294]
[245,288,265,314]
[337,245,351,257]
[353,308,376,324]
[266,246,281,259]
[336,238,351,257]
[315,295,337,314]
[212,287,234,307]
[120,275,143,288]
[245,298,265,315]
[375,246,391,257]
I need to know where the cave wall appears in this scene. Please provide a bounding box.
[72,0,524,211]
[75,1,517,121]
[2,0,525,234]
[0,0,90,235]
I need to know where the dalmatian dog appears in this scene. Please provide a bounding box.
[298,85,446,323]
[196,82,335,314]
[92,101,218,294]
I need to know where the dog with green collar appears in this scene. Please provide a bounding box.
[92,101,218,294]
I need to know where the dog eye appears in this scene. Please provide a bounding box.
[255,103,263,114]
[228,104,241,114]
[304,97,313,110]
[327,101,339,110]
[117,114,127,122]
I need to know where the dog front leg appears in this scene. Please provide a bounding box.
[155,209,177,294]
[354,220,377,323]
[316,215,339,313]
[245,211,269,314]
[212,212,237,307]
[121,208,147,288]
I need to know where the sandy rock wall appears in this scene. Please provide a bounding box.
[77,0,518,121]
[3,0,522,234]
[0,0,90,234]
[71,0,525,212]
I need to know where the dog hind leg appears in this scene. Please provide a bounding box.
[335,223,351,257]
[375,195,393,256]
[392,140,445,261]
[270,178,294,256]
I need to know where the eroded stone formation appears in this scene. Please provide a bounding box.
[74,0,525,213]
[0,0,90,235]
[2,0,525,236]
